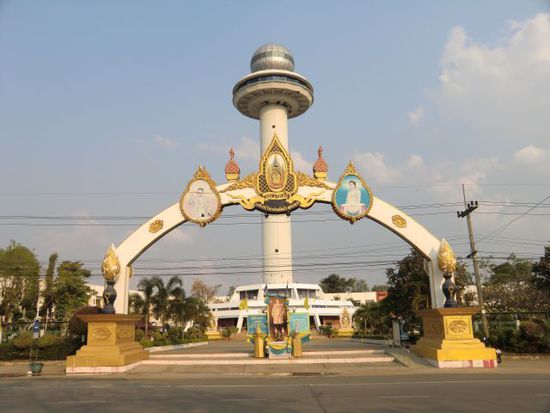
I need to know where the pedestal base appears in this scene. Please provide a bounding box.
[206,330,223,340]
[335,328,354,338]
[412,307,497,368]
[66,314,149,372]
[267,340,291,358]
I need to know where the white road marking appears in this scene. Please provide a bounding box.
[379,395,429,399]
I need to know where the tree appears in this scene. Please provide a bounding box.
[52,261,93,321]
[319,274,369,293]
[227,285,236,299]
[319,274,350,293]
[481,254,549,312]
[454,260,473,305]
[0,241,40,322]
[131,277,157,336]
[152,276,183,328]
[191,279,220,302]
[41,253,58,317]
[371,284,389,292]
[353,303,388,336]
[533,246,550,294]
[381,248,430,331]
[489,254,532,284]
[170,287,211,338]
[351,278,369,292]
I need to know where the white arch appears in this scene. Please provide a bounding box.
[112,181,446,314]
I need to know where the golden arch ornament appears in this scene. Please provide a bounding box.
[108,145,454,313]
[331,161,373,224]
[179,166,223,227]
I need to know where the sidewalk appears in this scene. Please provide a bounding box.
[0,360,66,377]
[2,357,550,378]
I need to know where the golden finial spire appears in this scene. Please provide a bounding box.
[225,148,240,182]
[313,145,328,180]
[438,239,457,273]
[101,244,121,282]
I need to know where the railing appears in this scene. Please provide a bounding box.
[382,334,414,367]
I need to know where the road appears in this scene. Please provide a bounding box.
[2,373,549,413]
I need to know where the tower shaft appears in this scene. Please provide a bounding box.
[260,104,293,284]
[233,43,314,286]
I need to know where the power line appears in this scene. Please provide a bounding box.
[478,194,550,243]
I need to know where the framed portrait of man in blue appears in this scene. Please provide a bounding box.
[332,162,373,223]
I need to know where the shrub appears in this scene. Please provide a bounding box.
[12,332,33,350]
[221,327,237,340]
[0,338,82,360]
[184,326,203,340]
[487,320,549,354]
[38,333,58,349]
[166,328,181,344]
[140,338,154,348]
[135,329,145,342]
[518,320,547,353]
[152,331,170,346]
[319,325,334,338]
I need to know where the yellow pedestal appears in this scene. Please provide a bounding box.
[206,330,223,340]
[335,328,354,338]
[412,307,497,368]
[66,314,149,373]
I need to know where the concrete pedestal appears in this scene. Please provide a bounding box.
[335,328,354,338]
[206,330,223,340]
[66,314,149,373]
[412,307,497,368]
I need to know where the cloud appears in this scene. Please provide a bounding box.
[513,145,549,164]
[407,106,424,126]
[163,227,194,245]
[290,151,313,172]
[154,135,177,147]
[236,137,260,161]
[434,13,550,144]
[353,152,402,185]
[353,151,500,198]
[197,137,259,162]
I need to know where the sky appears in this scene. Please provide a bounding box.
[1,1,549,294]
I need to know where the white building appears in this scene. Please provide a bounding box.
[209,283,356,332]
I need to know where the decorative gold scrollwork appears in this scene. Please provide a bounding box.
[148,219,164,233]
[392,214,407,229]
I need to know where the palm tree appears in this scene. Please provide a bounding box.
[353,303,385,336]
[152,276,182,329]
[169,286,191,338]
[132,277,157,336]
[170,288,212,339]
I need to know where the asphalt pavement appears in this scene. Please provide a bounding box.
[2,372,549,413]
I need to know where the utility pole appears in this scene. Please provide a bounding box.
[457,184,490,339]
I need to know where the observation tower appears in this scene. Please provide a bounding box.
[232,43,314,284]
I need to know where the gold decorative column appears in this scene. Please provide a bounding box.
[412,240,497,367]
[412,307,497,368]
[66,314,149,372]
[253,325,265,358]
